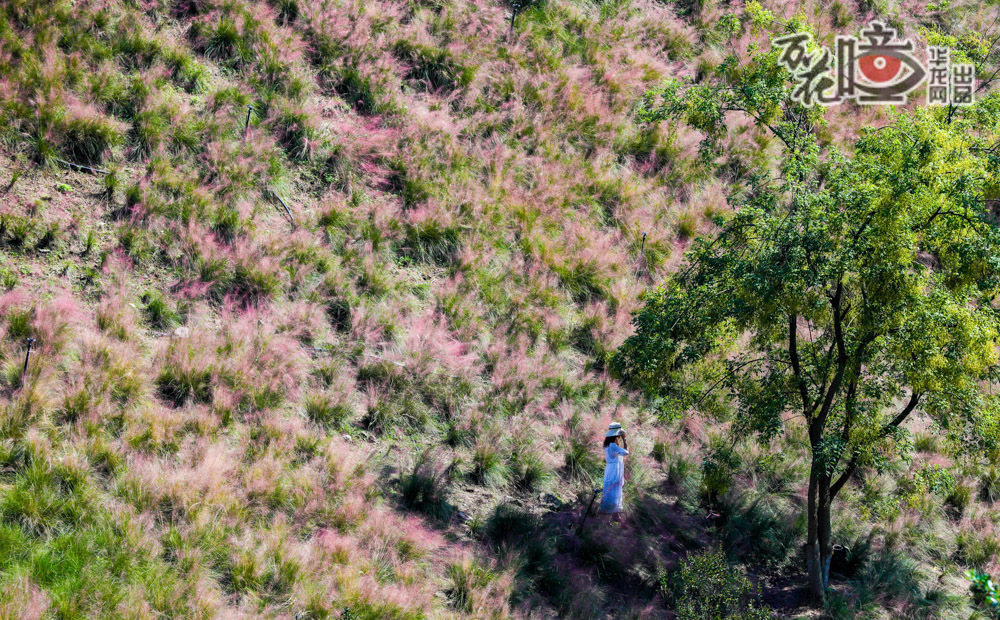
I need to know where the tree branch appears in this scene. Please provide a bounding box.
[829,391,922,498]
[813,281,847,444]
[789,313,813,416]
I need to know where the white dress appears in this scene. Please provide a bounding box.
[599,443,629,513]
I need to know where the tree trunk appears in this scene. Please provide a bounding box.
[806,462,833,601]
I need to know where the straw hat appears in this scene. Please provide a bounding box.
[605,422,624,438]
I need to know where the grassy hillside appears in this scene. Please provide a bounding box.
[0,0,998,617]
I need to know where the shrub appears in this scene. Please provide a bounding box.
[702,446,739,505]
[968,569,1000,617]
[5,308,34,341]
[553,259,608,304]
[330,65,397,116]
[392,40,475,92]
[563,417,602,483]
[0,267,18,291]
[118,226,157,264]
[913,432,939,453]
[219,260,281,306]
[576,529,626,584]
[274,106,319,161]
[662,549,771,619]
[400,219,461,266]
[719,493,798,569]
[676,212,698,240]
[100,167,120,203]
[0,215,37,250]
[667,454,702,512]
[326,296,352,333]
[955,532,1000,569]
[164,48,208,92]
[831,549,926,616]
[652,439,668,464]
[945,483,973,518]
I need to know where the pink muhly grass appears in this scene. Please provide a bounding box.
[28,295,81,355]
[243,451,287,499]
[214,308,308,405]
[322,437,373,488]
[352,566,436,615]
[0,577,50,620]
[169,440,241,501]
[403,311,478,378]
[272,299,328,345]
[316,527,358,566]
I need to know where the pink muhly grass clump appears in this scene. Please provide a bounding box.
[403,310,478,378]
[272,299,328,345]
[214,308,308,406]
[488,335,551,400]
[316,527,358,566]
[170,440,241,504]
[0,577,50,620]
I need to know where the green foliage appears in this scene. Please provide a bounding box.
[156,362,212,407]
[141,290,177,329]
[303,393,351,430]
[484,503,537,548]
[661,549,771,619]
[982,467,1000,504]
[400,219,462,266]
[393,40,476,93]
[511,450,552,491]
[445,559,497,613]
[471,443,510,488]
[563,432,601,483]
[399,452,453,520]
[968,569,1000,617]
[625,54,1000,596]
[945,482,973,518]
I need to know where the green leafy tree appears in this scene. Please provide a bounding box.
[619,28,1000,600]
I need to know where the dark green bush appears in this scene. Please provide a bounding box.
[142,290,177,329]
[399,452,452,520]
[331,65,397,116]
[661,549,771,619]
[946,483,973,518]
[719,494,799,570]
[471,443,510,488]
[445,559,497,613]
[981,467,1000,504]
[156,362,212,407]
[303,393,351,430]
[563,426,601,483]
[392,40,475,92]
[485,503,537,548]
[511,451,552,491]
[400,219,461,266]
[61,114,123,165]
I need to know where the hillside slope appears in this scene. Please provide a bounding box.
[0,0,999,618]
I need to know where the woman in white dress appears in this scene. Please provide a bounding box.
[599,422,629,517]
